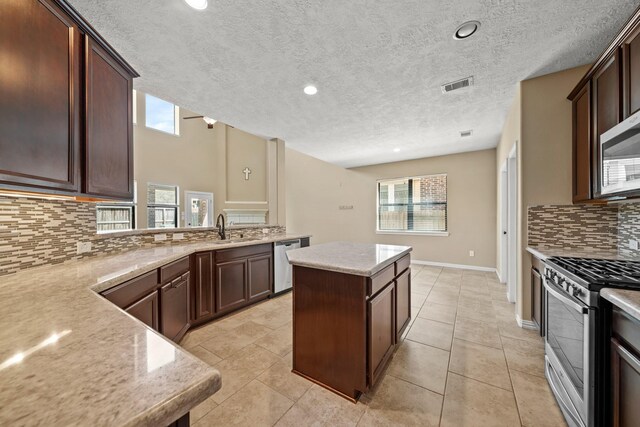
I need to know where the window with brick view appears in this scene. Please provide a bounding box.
[377,174,447,233]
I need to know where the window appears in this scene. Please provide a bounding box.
[96,182,137,233]
[147,183,179,229]
[145,93,179,135]
[377,174,447,233]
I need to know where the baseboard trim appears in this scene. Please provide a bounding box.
[412,259,497,273]
[516,313,538,330]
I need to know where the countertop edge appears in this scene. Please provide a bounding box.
[125,367,221,427]
[526,246,548,261]
[288,247,412,277]
[601,288,640,322]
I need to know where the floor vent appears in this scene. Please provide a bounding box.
[441,76,474,93]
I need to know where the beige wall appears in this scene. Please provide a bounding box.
[286,148,497,268]
[495,64,590,321]
[134,91,283,228]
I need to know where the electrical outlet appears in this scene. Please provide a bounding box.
[469,250,475,257]
[630,239,639,250]
[154,233,167,242]
[76,241,92,254]
[173,233,184,241]
[262,228,270,234]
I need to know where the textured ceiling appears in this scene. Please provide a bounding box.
[70,0,638,167]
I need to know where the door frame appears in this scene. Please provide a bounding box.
[184,191,214,227]
[499,164,508,283]
[506,143,518,304]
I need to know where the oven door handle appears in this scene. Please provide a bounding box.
[543,279,588,314]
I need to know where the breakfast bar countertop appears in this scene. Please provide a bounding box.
[286,241,412,276]
[0,233,309,427]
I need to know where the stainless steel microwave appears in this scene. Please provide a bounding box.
[600,110,640,196]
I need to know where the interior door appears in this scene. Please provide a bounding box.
[184,191,214,227]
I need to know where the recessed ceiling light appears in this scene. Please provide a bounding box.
[304,85,318,95]
[393,148,400,152]
[184,0,207,10]
[453,21,480,40]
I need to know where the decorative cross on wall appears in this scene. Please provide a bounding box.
[243,167,252,180]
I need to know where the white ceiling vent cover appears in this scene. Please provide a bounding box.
[441,76,474,94]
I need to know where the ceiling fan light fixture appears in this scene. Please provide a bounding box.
[184,0,208,10]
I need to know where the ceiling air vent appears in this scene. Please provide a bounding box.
[460,130,473,138]
[441,76,474,94]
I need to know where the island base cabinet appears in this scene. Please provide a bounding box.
[292,266,367,401]
[125,292,159,331]
[368,283,395,386]
[395,269,411,341]
[160,272,191,342]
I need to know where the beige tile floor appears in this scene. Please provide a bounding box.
[181,265,568,427]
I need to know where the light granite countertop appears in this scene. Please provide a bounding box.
[0,233,309,426]
[286,241,412,276]
[601,288,640,322]
[526,246,640,262]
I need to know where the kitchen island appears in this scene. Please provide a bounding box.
[287,242,412,402]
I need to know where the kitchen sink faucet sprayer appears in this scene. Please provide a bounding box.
[216,214,226,240]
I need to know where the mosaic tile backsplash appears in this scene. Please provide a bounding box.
[527,205,619,250]
[618,203,640,256]
[0,196,285,277]
[528,203,640,255]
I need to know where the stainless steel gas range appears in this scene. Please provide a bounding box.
[543,257,640,427]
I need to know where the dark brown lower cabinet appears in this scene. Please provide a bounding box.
[531,256,544,336]
[395,268,411,341]
[216,258,248,314]
[368,282,395,386]
[125,291,159,331]
[160,272,191,342]
[192,252,215,324]
[248,254,273,301]
[610,307,640,427]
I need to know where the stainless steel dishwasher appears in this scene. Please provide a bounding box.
[274,239,301,295]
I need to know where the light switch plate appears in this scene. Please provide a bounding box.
[154,234,167,242]
[469,250,475,257]
[630,239,639,250]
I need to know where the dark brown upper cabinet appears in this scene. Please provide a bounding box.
[84,36,134,199]
[0,0,138,200]
[572,83,592,203]
[592,53,622,199]
[569,5,640,202]
[623,25,640,118]
[0,0,81,193]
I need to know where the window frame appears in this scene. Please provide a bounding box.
[96,182,137,234]
[144,93,180,136]
[147,183,180,229]
[375,173,449,236]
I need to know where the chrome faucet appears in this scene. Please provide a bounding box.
[216,213,226,240]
